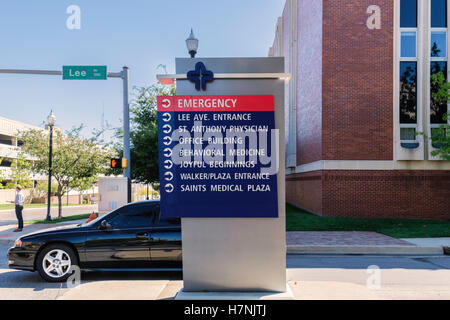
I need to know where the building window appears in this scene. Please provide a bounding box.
[431,0,447,28]
[401,0,418,28]
[0,159,12,167]
[430,62,447,124]
[400,0,419,147]
[401,31,417,57]
[400,62,418,124]
[430,0,448,129]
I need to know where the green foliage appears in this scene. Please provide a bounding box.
[425,72,450,160]
[111,84,176,186]
[4,153,32,189]
[19,125,114,217]
[35,180,59,196]
[286,204,450,238]
[431,72,450,103]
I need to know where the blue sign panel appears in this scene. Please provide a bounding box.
[157,95,278,218]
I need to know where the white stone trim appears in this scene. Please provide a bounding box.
[288,159,450,174]
[286,0,298,169]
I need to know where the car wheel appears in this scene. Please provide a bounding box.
[36,244,78,282]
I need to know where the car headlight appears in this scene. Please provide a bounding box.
[14,239,22,248]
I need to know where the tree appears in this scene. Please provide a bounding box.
[5,152,32,189]
[0,158,4,189]
[111,84,176,186]
[19,125,114,218]
[423,72,450,160]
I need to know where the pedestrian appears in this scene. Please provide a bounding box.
[14,185,24,232]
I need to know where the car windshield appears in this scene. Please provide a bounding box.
[80,201,159,227]
[81,210,114,227]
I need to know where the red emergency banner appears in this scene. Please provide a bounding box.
[157,95,274,112]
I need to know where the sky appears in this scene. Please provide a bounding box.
[0,0,285,142]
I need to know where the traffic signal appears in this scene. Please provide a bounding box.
[111,158,128,169]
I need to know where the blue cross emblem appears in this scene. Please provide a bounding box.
[187,62,214,91]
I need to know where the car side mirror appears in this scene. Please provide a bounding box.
[99,220,112,231]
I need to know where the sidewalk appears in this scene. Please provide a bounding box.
[0,205,96,223]
[286,231,447,255]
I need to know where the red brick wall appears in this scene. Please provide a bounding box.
[287,170,450,220]
[322,0,394,160]
[286,171,323,215]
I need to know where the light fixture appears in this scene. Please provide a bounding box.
[186,28,199,58]
[47,110,56,127]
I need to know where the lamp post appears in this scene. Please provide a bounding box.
[46,111,56,222]
[186,29,199,58]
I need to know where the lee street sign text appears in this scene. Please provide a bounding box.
[62,66,107,80]
[157,95,278,218]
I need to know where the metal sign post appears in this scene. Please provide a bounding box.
[0,66,131,202]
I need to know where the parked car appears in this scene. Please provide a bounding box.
[7,200,181,282]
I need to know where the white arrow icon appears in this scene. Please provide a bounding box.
[162,113,171,122]
[162,124,172,134]
[162,98,171,108]
[164,171,174,181]
[163,148,172,158]
[163,136,172,146]
[164,183,174,193]
[164,160,173,169]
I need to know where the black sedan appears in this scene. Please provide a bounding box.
[8,200,182,282]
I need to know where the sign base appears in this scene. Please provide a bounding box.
[175,285,294,300]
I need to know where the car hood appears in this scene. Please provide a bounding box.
[21,224,85,239]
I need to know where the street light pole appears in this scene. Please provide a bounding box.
[122,66,131,203]
[46,111,56,222]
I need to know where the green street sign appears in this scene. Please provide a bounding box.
[63,66,107,80]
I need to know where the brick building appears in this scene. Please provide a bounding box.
[269,0,450,219]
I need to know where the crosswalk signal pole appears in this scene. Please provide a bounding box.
[122,66,131,203]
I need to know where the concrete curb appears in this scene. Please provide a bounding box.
[287,245,444,255]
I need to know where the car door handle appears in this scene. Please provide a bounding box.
[136,232,149,239]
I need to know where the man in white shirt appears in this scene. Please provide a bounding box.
[14,185,24,232]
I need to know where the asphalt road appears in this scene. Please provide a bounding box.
[0,242,449,300]
[0,205,97,224]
